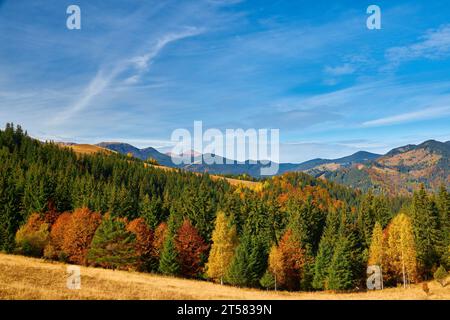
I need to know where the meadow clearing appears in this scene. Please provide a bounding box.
[0,253,448,300]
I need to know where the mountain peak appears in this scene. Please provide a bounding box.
[96,142,175,167]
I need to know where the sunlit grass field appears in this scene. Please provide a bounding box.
[0,253,448,300]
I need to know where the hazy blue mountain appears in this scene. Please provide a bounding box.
[96,142,177,167]
[96,140,449,193]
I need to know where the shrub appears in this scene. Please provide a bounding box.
[434,266,448,287]
[15,213,49,257]
[260,270,275,290]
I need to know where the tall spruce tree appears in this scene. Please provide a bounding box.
[226,232,267,287]
[87,215,137,270]
[411,186,443,278]
[158,213,181,275]
[436,185,450,267]
[312,208,340,290]
[327,235,354,291]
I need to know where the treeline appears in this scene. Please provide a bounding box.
[0,124,449,291]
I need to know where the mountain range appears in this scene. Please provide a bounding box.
[96,140,450,194]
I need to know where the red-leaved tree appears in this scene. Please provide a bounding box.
[127,217,154,271]
[269,229,305,290]
[62,207,102,265]
[174,219,209,278]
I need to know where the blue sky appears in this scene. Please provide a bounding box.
[1,0,450,162]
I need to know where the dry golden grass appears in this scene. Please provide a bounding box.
[63,144,114,156]
[0,253,448,300]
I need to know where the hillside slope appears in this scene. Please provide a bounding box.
[1,253,448,300]
[325,140,450,194]
[96,139,449,194]
[66,142,261,190]
[97,142,175,167]
[93,139,449,194]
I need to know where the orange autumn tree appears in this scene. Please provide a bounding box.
[127,217,154,272]
[153,222,168,262]
[268,229,305,291]
[62,207,102,265]
[44,212,72,260]
[174,219,209,278]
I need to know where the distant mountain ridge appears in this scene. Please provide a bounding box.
[96,142,176,167]
[324,140,450,194]
[95,140,449,193]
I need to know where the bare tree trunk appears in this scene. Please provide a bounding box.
[401,253,406,288]
[274,274,277,292]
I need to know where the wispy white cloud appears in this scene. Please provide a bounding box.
[48,67,122,124]
[49,27,204,125]
[324,64,355,76]
[384,24,450,70]
[127,26,204,82]
[362,106,450,127]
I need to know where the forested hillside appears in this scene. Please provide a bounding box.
[0,124,448,292]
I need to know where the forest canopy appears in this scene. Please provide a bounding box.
[0,124,448,291]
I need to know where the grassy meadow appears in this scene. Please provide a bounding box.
[0,253,448,300]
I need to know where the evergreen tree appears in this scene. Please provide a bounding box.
[226,232,268,287]
[312,208,340,290]
[437,185,450,267]
[411,186,443,278]
[326,206,364,291]
[327,235,354,291]
[159,213,181,275]
[0,165,22,252]
[139,194,161,229]
[87,215,137,270]
[259,270,275,290]
[225,234,252,286]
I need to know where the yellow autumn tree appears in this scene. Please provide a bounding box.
[268,244,284,291]
[384,213,418,287]
[205,211,238,284]
[368,221,384,267]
